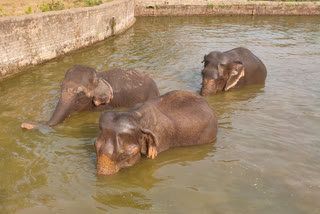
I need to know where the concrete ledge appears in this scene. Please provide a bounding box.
[1,0,319,80]
[135,0,320,7]
[0,0,135,80]
[135,2,320,16]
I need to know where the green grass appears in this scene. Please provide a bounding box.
[0,6,8,16]
[218,5,232,8]
[85,0,103,7]
[285,3,303,6]
[40,1,65,12]
[0,0,114,16]
[207,4,214,8]
[233,4,254,6]
[25,6,32,14]
[249,0,320,2]
[0,6,7,17]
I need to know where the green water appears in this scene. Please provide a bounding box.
[0,16,320,213]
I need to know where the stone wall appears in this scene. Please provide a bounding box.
[1,0,319,79]
[135,0,247,6]
[0,0,135,79]
[135,0,320,16]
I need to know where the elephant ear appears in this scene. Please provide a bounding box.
[218,63,229,78]
[202,54,210,67]
[139,128,158,159]
[92,78,113,106]
[224,61,245,91]
[201,54,207,63]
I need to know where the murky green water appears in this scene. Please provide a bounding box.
[0,16,320,213]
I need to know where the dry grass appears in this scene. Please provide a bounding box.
[0,0,113,17]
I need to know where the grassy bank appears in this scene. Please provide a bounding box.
[1,0,319,17]
[249,0,320,1]
[0,0,113,17]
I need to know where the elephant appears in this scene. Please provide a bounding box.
[200,47,267,96]
[21,65,159,129]
[94,90,217,175]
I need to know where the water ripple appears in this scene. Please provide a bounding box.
[0,16,319,213]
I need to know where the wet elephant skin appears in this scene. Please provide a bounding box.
[95,90,218,175]
[201,47,267,96]
[21,65,159,129]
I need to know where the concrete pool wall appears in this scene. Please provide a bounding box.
[135,1,320,17]
[0,0,135,79]
[0,0,319,80]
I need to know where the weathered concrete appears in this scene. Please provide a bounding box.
[0,0,135,79]
[136,0,247,6]
[135,0,320,16]
[1,0,319,79]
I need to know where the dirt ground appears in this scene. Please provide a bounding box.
[0,0,112,16]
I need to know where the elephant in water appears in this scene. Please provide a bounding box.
[94,90,217,175]
[21,65,159,129]
[200,47,267,96]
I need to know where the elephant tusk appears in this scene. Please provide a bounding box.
[147,144,157,159]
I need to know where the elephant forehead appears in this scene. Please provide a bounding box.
[112,120,137,133]
[207,52,229,62]
[100,114,138,134]
[61,81,87,91]
[66,65,96,78]
[117,122,137,133]
[64,76,96,87]
[202,68,218,79]
[64,72,97,89]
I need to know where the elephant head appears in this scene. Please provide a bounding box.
[95,111,157,175]
[200,56,245,96]
[47,65,113,126]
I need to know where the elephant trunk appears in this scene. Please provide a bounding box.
[47,92,76,126]
[200,81,216,96]
[96,154,120,175]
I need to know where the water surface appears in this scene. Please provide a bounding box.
[0,16,320,214]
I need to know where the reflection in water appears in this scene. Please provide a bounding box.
[207,85,265,115]
[205,85,265,131]
[93,143,215,211]
[94,191,151,211]
[0,16,320,213]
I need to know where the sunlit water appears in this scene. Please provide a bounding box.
[0,16,319,214]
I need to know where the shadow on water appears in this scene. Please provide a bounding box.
[204,84,265,128]
[23,109,218,212]
[0,188,6,212]
[93,142,216,211]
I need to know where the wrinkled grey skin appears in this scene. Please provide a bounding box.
[201,47,267,96]
[95,90,217,175]
[21,65,159,129]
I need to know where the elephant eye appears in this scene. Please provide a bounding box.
[76,89,86,96]
[119,153,128,161]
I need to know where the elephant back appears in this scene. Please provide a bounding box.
[98,68,159,108]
